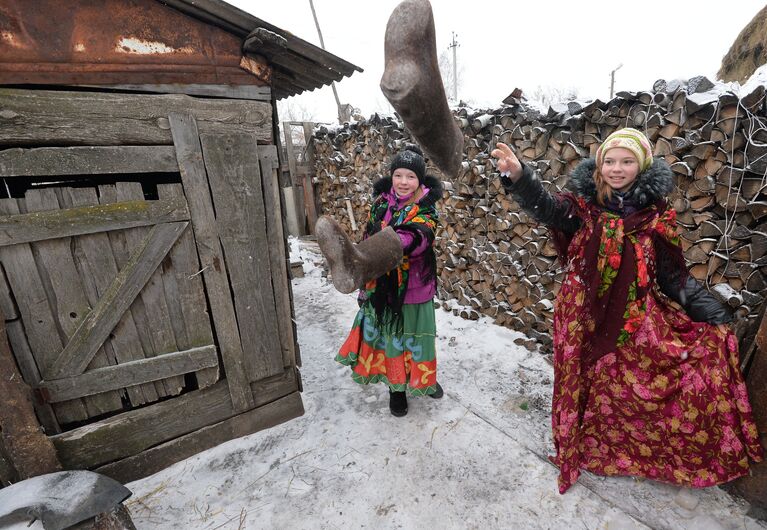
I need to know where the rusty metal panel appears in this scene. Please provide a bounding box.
[0,0,269,86]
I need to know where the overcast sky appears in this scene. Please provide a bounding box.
[228,1,764,124]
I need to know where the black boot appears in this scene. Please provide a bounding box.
[428,382,444,399]
[389,390,408,417]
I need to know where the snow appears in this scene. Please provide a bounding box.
[734,64,767,98]
[687,64,767,107]
[125,238,765,530]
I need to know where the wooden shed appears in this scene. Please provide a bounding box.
[0,0,361,484]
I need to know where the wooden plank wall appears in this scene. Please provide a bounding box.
[0,183,217,428]
[0,89,303,482]
[0,88,272,147]
[200,132,283,381]
[259,146,301,369]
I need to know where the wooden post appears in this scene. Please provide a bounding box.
[730,306,767,515]
[281,186,301,236]
[345,199,357,232]
[0,307,62,480]
[301,174,318,234]
[301,122,319,233]
[282,122,307,235]
[303,121,319,234]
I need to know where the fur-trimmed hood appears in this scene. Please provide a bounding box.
[373,173,443,208]
[566,157,674,208]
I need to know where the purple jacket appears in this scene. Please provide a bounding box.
[387,191,436,304]
[365,174,443,305]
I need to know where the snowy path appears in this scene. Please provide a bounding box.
[126,238,764,530]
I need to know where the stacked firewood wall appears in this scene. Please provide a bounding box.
[313,78,767,350]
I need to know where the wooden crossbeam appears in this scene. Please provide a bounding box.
[0,197,189,247]
[0,146,178,177]
[39,345,218,403]
[47,222,188,379]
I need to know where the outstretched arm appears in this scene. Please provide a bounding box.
[491,143,581,234]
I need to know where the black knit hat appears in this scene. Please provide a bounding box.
[389,144,426,184]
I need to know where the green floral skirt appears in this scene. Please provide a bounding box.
[336,301,438,395]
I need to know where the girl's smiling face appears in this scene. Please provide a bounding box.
[392,168,420,196]
[600,147,640,192]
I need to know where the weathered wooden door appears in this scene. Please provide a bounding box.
[0,88,302,482]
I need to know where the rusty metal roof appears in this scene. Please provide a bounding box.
[158,0,363,99]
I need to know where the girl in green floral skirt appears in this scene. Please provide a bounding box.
[318,144,443,416]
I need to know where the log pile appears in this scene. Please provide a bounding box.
[313,77,767,350]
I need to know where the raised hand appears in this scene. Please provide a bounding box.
[490,143,523,182]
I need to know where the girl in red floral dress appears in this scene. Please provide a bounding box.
[491,128,763,493]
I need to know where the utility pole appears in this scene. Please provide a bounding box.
[309,0,346,123]
[609,63,623,99]
[448,32,459,102]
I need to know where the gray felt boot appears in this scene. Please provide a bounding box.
[316,216,403,294]
[380,0,464,178]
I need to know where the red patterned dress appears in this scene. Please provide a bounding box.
[502,158,763,493]
[551,198,762,493]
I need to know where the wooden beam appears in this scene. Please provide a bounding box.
[39,345,218,403]
[200,132,283,381]
[95,391,303,483]
[0,88,272,146]
[0,146,178,177]
[169,112,254,412]
[258,145,300,368]
[78,84,272,101]
[0,197,189,247]
[52,380,233,469]
[282,122,300,185]
[302,174,318,234]
[47,222,188,379]
[52,371,298,471]
[298,123,319,233]
[282,122,306,234]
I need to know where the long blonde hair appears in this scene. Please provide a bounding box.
[592,167,613,206]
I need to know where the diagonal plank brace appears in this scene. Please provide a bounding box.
[46,222,188,379]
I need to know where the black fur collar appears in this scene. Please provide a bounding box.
[566,158,674,208]
[373,174,443,207]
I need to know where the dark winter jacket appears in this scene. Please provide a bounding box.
[501,159,733,325]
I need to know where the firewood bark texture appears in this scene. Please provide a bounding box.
[313,79,767,352]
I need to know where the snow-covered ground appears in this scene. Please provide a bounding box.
[125,238,765,530]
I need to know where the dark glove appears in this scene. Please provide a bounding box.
[675,277,734,325]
